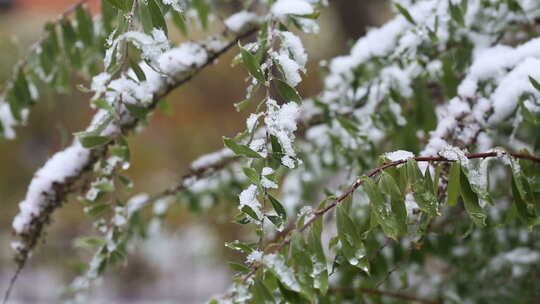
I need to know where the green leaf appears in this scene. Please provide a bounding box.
[105,0,130,11]
[512,175,538,229]
[228,262,250,274]
[379,172,407,235]
[252,280,275,303]
[129,60,147,81]
[79,135,113,148]
[448,0,465,26]
[74,237,106,249]
[225,240,253,253]
[364,177,400,239]
[223,137,262,158]
[147,0,168,35]
[268,195,287,222]
[406,160,439,216]
[125,103,150,120]
[394,3,416,25]
[240,46,265,82]
[307,218,329,294]
[243,167,260,184]
[85,203,110,216]
[336,116,359,135]
[459,168,487,227]
[264,253,301,293]
[171,11,188,35]
[60,19,82,68]
[336,205,369,272]
[446,162,461,206]
[138,1,153,34]
[75,5,94,46]
[193,0,210,29]
[274,79,301,102]
[241,205,260,221]
[529,76,540,92]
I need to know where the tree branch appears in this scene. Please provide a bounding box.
[228,151,540,296]
[5,26,259,301]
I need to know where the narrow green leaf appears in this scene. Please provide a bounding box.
[446,162,461,206]
[76,5,94,46]
[240,47,265,82]
[147,0,168,35]
[105,0,129,11]
[193,0,210,29]
[406,160,439,216]
[129,60,147,81]
[243,167,259,184]
[125,103,150,120]
[308,218,328,295]
[379,172,407,235]
[394,3,416,25]
[171,11,188,35]
[459,168,487,227]
[223,137,262,158]
[138,1,153,34]
[79,135,113,148]
[268,195,287,221]
[274,79,301,102]
[336,116,359,135]
[228,262,250,274]
[529,76,540,92]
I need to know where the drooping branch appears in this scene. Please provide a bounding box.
[227,151,540,297]
[7,26,259,290]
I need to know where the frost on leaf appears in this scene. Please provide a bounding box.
[264,99,300,168]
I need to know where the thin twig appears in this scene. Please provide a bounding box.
[227,151,540,296]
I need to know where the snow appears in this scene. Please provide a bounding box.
[224,11,259,33]
[487,57,540,125]
[0,102,16,139]
[127,193,150,217]
[274,52,303,87]
[162,0,185,12]
[238,184,262,220]
[264,100,300,168]
[439,145,468,163]
[246,250,263,263]
[271,0,314,18]
[158,42,208,76]
[191,148,234,170]
[262,253,301,292]
[122,29,170,62]
[246,113,260,133]
[90,72,111,100]
[384,150,415,162]
[12,141,91,234]
[280,31,308,67]
[261,167,274,176]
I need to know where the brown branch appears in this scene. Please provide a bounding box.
[229,151,540,296]
[331,286,439,304]
[4,27,260,303]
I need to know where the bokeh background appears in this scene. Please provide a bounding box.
[0,1,391,302]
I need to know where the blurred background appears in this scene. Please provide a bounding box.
[0,1,391,302]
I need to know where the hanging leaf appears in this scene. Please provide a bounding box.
[275,79,301,102]
[223,137,263,158]
[240,46,265,82]
[459,168,487,227]
[446,162,461,206]
[406,159,439,216]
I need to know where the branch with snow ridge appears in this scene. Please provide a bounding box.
[9,27,259,274]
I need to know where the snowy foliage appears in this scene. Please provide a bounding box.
[2,0,540,303]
